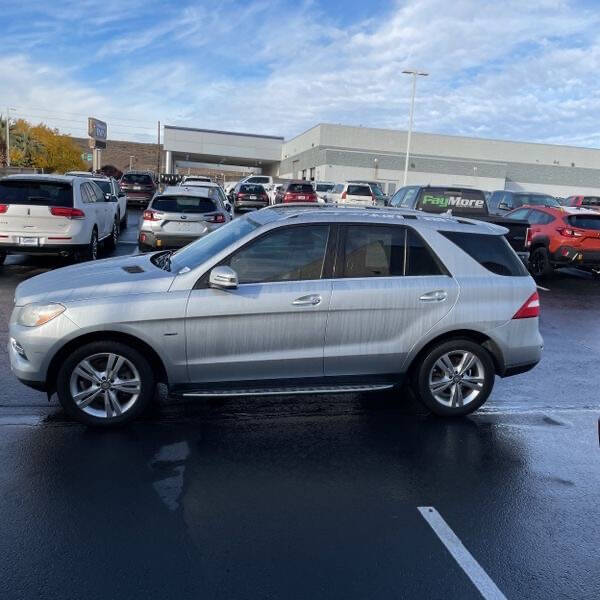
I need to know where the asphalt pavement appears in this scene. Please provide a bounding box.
[0,210,598,600]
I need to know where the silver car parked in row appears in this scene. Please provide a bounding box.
[9,204,543,426]
[138,185,231,251]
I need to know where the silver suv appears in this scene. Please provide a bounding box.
[8,205,543,426]
[138,185,231,251]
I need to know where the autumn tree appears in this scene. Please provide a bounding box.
[30,123,86,173]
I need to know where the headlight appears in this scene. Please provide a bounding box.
[18,303,66,327]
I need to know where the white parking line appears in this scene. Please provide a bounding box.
[536,285,550,292]
[418,507,507,600]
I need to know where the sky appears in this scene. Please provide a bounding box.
[3,0,600,146]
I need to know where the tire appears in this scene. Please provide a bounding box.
[56,340,155,426]
[105,220,118,253]
[0,251,6,266]
[414,339,495,417]
[529,246,553,279]
[78,228,98,262]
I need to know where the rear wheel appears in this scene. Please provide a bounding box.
[529,246,553,278]
[56,341,155,426]
[78,228,98,262]
[414,339,495,416]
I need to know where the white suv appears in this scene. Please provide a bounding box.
[0,175,119,263]
[326,182,375,206]
[90,176,127,233]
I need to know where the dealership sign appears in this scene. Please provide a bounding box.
[88,117,107,141]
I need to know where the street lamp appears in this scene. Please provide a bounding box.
[402,70,428,186]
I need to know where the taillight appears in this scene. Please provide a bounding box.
[143,210,157,221]
[557,227,583,238]
[50,206,85,219]
[237,193,246,199]
[308,193,317,202]
[207,214,226,223]
[525,228,533,248]
[283,193,295,203]
[341,191,347,200]
[513,291,540,319]
[0,204,8,213]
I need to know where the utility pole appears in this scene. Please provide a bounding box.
[6,107,12,167]
[157,120,161,177]
[402,70,428,186]
[129,155,134,171]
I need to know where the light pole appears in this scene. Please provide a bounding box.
[402,70,428,186]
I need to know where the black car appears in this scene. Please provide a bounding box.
[488,190,560,214]
[390,185,531,262]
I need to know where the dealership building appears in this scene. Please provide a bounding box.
[162,123,600,197]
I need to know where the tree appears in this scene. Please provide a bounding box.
[30,123,86,173]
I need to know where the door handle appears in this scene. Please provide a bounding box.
[292,294,322,306]
[419,290,448,302]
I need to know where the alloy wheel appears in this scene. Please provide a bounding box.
[69,352,142,419]
[91,232,98,260]
[428,350,485,408]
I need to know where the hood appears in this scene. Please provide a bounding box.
[15,253,177,306]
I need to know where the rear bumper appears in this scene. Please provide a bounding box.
[138,229,211,249]
[488,317,543,377]
[551,246,600,267]
[0,243,87,256]
[235,200,269,210]
[125,192,154,205]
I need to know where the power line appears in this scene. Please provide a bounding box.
[13,105,157,126]
[16,112,157,131]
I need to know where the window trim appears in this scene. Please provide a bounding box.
[333,223,450,280]
[195,223,334,288]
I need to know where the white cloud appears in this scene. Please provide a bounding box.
[4,0,600,147]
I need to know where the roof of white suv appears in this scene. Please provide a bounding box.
[2,174,79,183]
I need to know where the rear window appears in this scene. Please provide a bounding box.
[315,184,334,192]
[0,180,73,207]
[288,183,314,194]
[152,195,217,213]
[441,231,528,276]
[567,215,600,230]
[347,185,372,196]
[122,174,153,185]
[240,184,265,194]
[515,194,560,208]
[581,197,600,207]
[417,188,487,215]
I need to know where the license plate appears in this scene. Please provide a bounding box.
[133,185,141,190]
[298,195,306,200]
[249,195,257,200]
[19,237,39,246]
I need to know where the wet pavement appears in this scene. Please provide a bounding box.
[0,211,598,599]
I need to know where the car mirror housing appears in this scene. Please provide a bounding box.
[209,266,238,290]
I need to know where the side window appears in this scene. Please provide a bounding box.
[90,183,105,202]
[405,228,444,276]
[390,188,406,207]
[506,208,530,221]
[81,183,94,204]
[227,225,329,284]
[528,210,553,225]
[401,187,418,208]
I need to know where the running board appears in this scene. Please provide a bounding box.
[182,384,394,398]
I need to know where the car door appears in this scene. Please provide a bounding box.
[87,182,110,237]
[324,224,459,376]
[185,224,333,383]
[81,183,105,235]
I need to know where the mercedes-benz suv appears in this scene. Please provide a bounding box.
[8,204,542,426]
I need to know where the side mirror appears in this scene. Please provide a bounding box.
[104,192,112,202]
[209,266,238,290]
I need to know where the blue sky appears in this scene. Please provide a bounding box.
[4,0,600,146]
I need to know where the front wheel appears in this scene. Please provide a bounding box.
[56,341,155,426]
[414,339,495,416]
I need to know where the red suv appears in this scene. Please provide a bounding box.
[564,195,600,211]
[119,172,156,207]
[506,205,600,277]
[274,181,318,203]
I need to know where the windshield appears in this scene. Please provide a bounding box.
[0,180,73,207]
[371,185,385,197]
[171,216,259,271]
[517,194,560,207]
